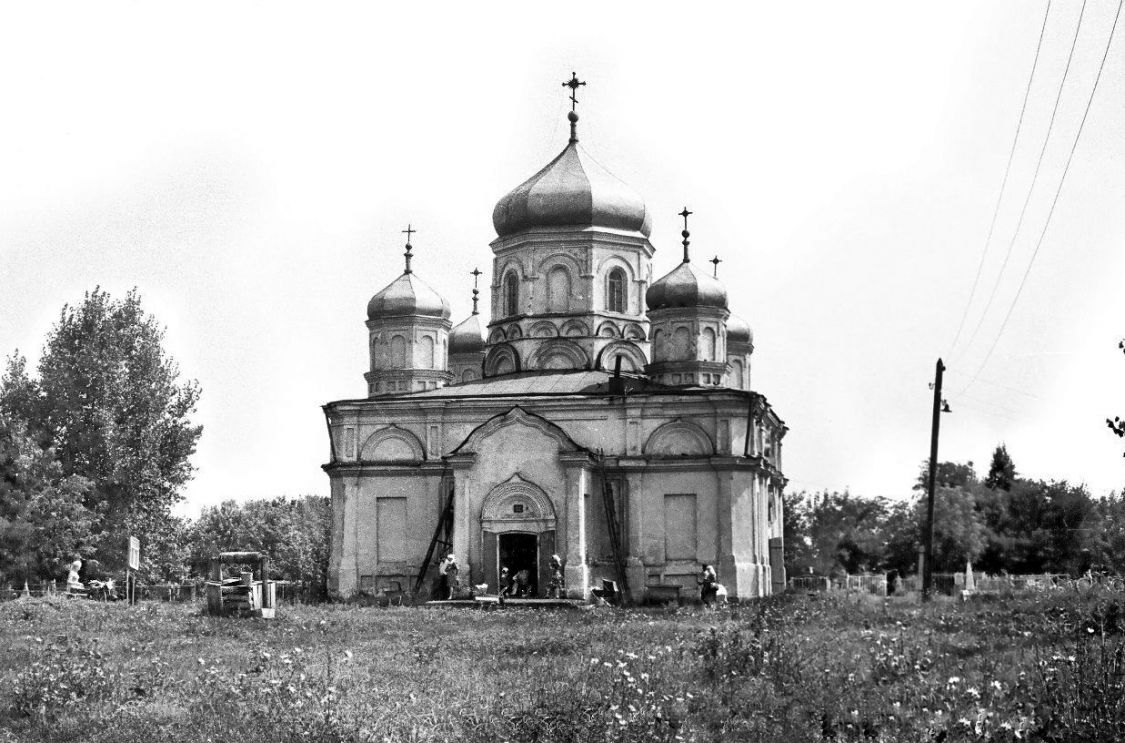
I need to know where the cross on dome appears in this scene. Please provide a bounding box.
[711,255,722,278]
[562,72,586,111]
[679,207,693,263]
[471,267,482,315]
[562,72,586,143]
[402,224,416,274]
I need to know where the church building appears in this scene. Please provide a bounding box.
[323,76,788,602]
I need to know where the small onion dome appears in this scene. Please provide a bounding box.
[449,313,484,355]
[645,261,728,311]
[726,313,753,346]
[493,139,652,239]
[367,272,451,320]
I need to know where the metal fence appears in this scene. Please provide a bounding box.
[2,579,325,604]
[788,573,888,596]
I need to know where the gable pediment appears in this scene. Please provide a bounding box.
[450,406,584,457]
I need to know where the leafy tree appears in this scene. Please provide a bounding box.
[881,499,921,576]
[0,413,93,584]
[1087,493,1125,574]
[984,444,1017,491]
[782,490,813,573]
[917,485,987,572]
[788,491,889,575]
[27,288,202,574]
[915,459,977,491]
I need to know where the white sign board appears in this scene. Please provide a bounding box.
[127,536,140,571]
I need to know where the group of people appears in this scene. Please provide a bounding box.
[435,553,565,600]
[435,554,723,604]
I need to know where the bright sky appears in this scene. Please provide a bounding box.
[2,2,1124,517]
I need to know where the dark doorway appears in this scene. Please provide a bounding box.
[499,533,538,596]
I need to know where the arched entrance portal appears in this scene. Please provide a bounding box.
[480,475,557,597]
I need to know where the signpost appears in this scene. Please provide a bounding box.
[127,536,140,605]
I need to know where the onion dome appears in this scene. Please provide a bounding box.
[646,207,728,310]
[449,313,484,355]
[645,261,728,311]
[367,272,451,320]
[492,111,651,239]
[726,313,753,346]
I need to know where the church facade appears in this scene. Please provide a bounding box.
[323,83,787,602]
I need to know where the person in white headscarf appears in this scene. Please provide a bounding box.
[66,560,84,594]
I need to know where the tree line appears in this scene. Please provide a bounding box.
[784,445,1125,578]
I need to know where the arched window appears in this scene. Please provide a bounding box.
[546,266,570,312]
[420,336,435,369]
[503,272,519,317]
[672,327,692,361]
[701,328,716,361]
[390,335,407,367]
[607,268,626,313]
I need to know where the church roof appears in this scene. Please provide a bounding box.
[726,313,753,346]
[379,369,742,398]
[415,370,615,396]
[449,313,484,355]
[492,122,652,239]
[367,272,451,321]
[645,260,728,311]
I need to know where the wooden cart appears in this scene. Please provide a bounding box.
[204,551,276,619]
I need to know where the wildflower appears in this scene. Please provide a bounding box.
[966,687,980,699]
[590,658,599,665]
[947,676,961,686]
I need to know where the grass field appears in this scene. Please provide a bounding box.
[1,590,1123,742]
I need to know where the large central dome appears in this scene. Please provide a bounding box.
[492,121,651,238]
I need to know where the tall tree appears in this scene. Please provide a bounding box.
[984,444,1017,491]
[10,288,202,574]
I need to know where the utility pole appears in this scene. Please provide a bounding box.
[922,358,946,602]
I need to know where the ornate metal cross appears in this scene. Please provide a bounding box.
[711,255,722,278]
[562,72,586,112]
[679,207,693,263]
[402,224,416,273]
[471,267,482,314]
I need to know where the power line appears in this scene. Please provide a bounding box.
[958,0,1124,398]
[958,0,1088,361]
[948,1,1053,358]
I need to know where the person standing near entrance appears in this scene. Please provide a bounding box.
[437,553,458,600]
[698,564,718,605]
[547,554,564,598]
[498,566,513,599]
